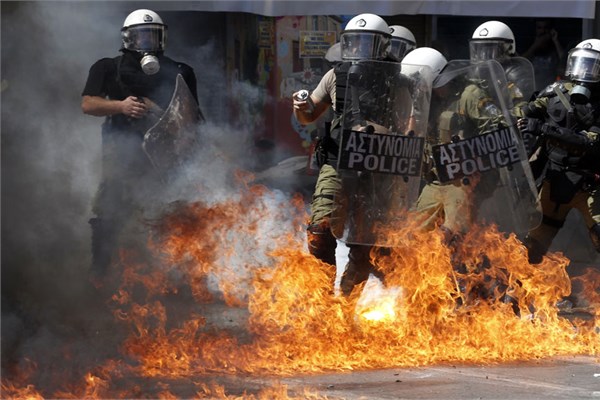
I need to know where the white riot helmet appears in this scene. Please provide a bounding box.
[469,21,515,63]
[340,13,391,61]
[389,25,416,61]
[565,38,600,102]
[401,47,448,87]
[121,9,167,75]
[566,39,600,83]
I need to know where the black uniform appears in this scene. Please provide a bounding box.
[520,81,600,263]
[82,50,198,275]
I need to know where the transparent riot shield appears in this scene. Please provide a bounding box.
[502,57,538,155]
[428,59,541,236]
[143,74,204,179]
[330,60,434,246]
[503,56,536,106]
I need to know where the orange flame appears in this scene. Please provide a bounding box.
[3,180,598,398]
[107,183,598,380]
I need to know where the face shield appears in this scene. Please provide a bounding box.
[390,38,416,62]
[469,40,510,63]
[341,32,389,61]
[122,24,167,53]
[566,48,600,83]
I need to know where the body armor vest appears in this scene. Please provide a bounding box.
[334,62,350,119]
[539,82,600,203]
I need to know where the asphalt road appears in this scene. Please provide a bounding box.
[277,355,600,400]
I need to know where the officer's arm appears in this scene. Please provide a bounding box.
[81,95,147,118]
[542,124,600,152]
[463,86,504,132]
[521,96,549,119]
[293,95,330,125]
[293,69,334,125]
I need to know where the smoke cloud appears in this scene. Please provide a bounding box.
[1,1,302,382]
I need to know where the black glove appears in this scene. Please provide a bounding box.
[541,124,592,149]
[517,117,543,136]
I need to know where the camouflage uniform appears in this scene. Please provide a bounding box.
[416,79,504,235]
[306,68,340,272]
[307,63,392,296]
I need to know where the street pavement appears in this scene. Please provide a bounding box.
[276,355,600,399]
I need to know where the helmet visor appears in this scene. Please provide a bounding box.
[469,40,510,63]
[390,38,416,61]
[341,32,389,61]
[566,48,600,83]
[123,24,166,52]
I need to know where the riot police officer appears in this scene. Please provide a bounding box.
[388,25,416,62]
[81,9,199,278]
[293,13,404,296]
[413,48,539,309]
[518,39,600,265]
[413,50,512,242]
[470,20,538,155]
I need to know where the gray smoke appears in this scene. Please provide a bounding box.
[0,1,303,383]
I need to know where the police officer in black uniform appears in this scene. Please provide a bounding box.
[81,9,198,278]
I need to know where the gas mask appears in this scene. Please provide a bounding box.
[121,17,166,75]
[570,83,591,104]
[565,46,600,103]
[140,53,160,75]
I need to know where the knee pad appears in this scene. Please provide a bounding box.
[590,223,600,252]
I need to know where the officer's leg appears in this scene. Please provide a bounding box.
[89,217,119,277]
[414,183,445,231]
[524,181,569,264]
[89,180,128,279]
[307,164,341,289]
[590,223,600,253]
[524,217,562,263]
[440,183,472,235]
[306,221,337,266]
[586,187,600,254]
[340,245,373,297]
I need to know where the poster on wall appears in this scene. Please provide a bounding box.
[299,31,337,58]
[258,19,274,49]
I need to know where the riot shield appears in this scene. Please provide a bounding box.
[331,60,434,246]
[143,74,204,179]
[502,57,538,155]
[428,59,541,236]
[503,56,535,106]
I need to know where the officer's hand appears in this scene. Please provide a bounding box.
[517,117,543,136]
[121,96,148,119]
[292,90,314,113]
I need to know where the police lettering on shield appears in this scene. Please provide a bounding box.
[431,126,522,182]
[338,128,425,176]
